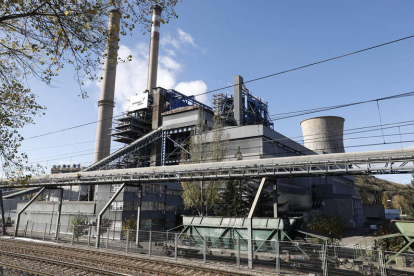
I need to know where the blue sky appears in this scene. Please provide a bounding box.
[15,0,414,184]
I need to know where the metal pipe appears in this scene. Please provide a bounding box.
[147,5,162,93]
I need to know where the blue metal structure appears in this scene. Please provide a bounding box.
[241,84,273,128]
[166,89,212,111]
[213,84,273,129]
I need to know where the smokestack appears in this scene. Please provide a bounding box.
[233,75,243,126]
[300,116,345,154]
[94,10,121,163]
[147,5,162,93]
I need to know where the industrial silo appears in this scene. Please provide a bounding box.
[300,116,345,154]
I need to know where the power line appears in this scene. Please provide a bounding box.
[24,115,123,140]
[23,116,414,162]
[194,33,414,97]
[25,124,414,167]
[20,33,414,141]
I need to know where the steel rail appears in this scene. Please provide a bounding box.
[0,239,251,276]
[0,249,131,275]
[0,261,54,276]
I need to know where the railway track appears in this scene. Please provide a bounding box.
[0,238,254,276]
[0,250,129,276]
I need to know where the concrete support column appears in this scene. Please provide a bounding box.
[0,191,5,235]
[233,75,244,126]
[136,184,142,246]
[151,87,166,166]
[151,88,166,130]
[273,179,278,218]
[55,188,63,240]
[147,5,162,93]
[94,9,121,163]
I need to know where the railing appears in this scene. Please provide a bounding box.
[10,222,413,276]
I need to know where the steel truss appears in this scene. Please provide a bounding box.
[161,127,193,166]
[213,84,273,128]
[7,149,414,187]
[84,127,163,172]
[166,89,212,111]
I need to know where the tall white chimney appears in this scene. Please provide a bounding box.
[147,5,162,93]
[94,10,121,163]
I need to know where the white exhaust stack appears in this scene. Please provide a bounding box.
[94,10,121,163]
[147,5,162,93]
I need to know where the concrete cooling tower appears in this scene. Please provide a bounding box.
[300,116,345,154]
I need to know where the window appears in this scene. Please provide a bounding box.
[166,189,183,195]
[110,184,123,193]
[109,201,123,211]
[141,184,166,194]
[140,219,164,230]
[165,205,177,211]
[141,201,165,211]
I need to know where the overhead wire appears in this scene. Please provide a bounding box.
[18,33,414,141]
[25,122,414,167]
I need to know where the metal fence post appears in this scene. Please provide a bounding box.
[247,218,253,269]
[71,226,75,245]
[43,223,47,240]
[276,240,280,275]
[237,238,241,269]
[24,220,29,238]
[379,250,387,276]
[87,225,91,246]
[321,244,328,276]
[30,222,34,238]
[174,233,178,261]
[126,229,130,253]
[56,224,60,242]
[106,228,109,249]
[203,235,207,264]
[149,230,152,256]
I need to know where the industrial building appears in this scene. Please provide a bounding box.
[2,5,364,231]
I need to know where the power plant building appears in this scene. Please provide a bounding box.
[3,6,364,231]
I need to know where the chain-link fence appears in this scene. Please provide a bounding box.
[11,222,414,275]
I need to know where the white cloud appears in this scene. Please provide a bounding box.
[175,80,208,103]
[104,29,207,113]
[177,28,196,47]
[161,28,197,51]
[161,33,180,50]
[160,56,182,71]
[164,48,176,57]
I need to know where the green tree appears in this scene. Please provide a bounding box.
[374,221,406,252]
[122,214,137,241]
[93,217,112,237]
[181,116,228,215]
[307,215,345,244]
[69,213,89,242]
[0,0,178,182]
[404,175,414,220]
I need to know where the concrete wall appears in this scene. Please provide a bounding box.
[17,201,96,227]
